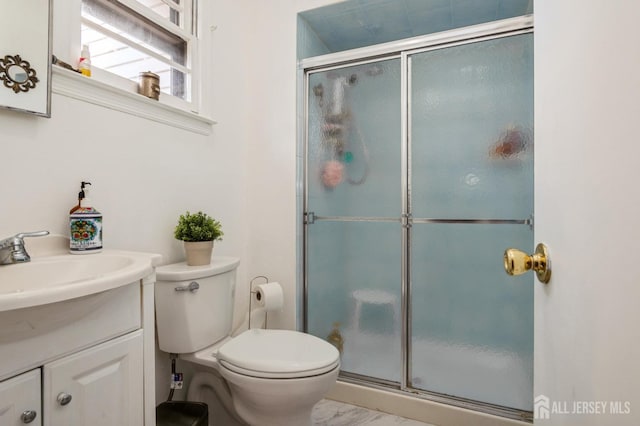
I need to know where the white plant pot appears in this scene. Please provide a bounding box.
[184,241,213,266]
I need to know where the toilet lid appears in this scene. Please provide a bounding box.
[217,329,340,379]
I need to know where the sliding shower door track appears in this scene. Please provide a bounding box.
[338,371,533,423]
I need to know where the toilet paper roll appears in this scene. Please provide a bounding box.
[254,282,283,311]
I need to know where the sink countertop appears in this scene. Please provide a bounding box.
[0,235,162,312]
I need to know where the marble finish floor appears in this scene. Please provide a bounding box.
[312,399,435,426]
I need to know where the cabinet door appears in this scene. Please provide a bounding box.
[0,369,41,426]
[44,331,143,426]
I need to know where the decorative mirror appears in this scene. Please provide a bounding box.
[0,55,40,93]
[0,0,52,117]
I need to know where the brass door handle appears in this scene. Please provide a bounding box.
[504,243,551,284]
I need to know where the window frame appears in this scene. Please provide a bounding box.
[54,0,203,116]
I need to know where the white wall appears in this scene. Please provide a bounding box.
[0,83,249,264]
[0,2,249,313]
[211,0,343,330]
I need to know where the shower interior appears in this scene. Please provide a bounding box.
[301,15,534,420]
[312,68,374,189]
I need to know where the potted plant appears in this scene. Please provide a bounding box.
[174,211,223,266]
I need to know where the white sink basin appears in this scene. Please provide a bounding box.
[0,235,161,312]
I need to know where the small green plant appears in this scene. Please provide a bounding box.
[174,211,223,242]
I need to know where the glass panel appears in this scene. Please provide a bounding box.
[81,24,185,96]
[307,59,401,218]
[305,31,533,413]
[410,223,533,410]
[307,221,402,383]
[410,34,533,220]
[409,34,534,411]
[81,0,188,99]
[133,0,182,26]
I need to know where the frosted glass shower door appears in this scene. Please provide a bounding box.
[305,59,402,383]
[409,34,534,410]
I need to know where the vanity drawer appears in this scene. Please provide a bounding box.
[0,281,141,381]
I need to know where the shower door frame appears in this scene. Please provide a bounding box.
[299,15,534,421]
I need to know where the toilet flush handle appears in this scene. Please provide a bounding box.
[175,281,200,293]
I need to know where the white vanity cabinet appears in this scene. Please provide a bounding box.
[43,330,143,425]
[0,264,159,426]
[0,331,143,426]
[0,369,41,426]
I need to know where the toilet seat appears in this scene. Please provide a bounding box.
[217,329,340,379]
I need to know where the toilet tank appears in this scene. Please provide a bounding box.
[155,257,240,353]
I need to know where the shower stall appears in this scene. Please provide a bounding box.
[301,16,534,419]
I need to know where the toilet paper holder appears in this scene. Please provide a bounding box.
[249,275,270,330]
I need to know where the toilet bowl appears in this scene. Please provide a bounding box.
[186,371,246,425]
[155,258,340,426]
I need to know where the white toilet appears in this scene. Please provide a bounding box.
[155,257,340,426]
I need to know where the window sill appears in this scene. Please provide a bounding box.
[52,66,215,135]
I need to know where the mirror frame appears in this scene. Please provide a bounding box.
[0,0,52,117]
[0,55,40,93]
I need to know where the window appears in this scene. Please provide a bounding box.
[80,0,197,102]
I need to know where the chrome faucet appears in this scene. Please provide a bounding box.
[0,231,49,265]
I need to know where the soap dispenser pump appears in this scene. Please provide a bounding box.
[69,181,102,254]
[69,181,89,214]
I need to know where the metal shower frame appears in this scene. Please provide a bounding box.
[297,15,534,422]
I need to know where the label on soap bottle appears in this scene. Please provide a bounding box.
[70,209,102,253]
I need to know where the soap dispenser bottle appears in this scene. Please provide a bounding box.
[70,181,102,254]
